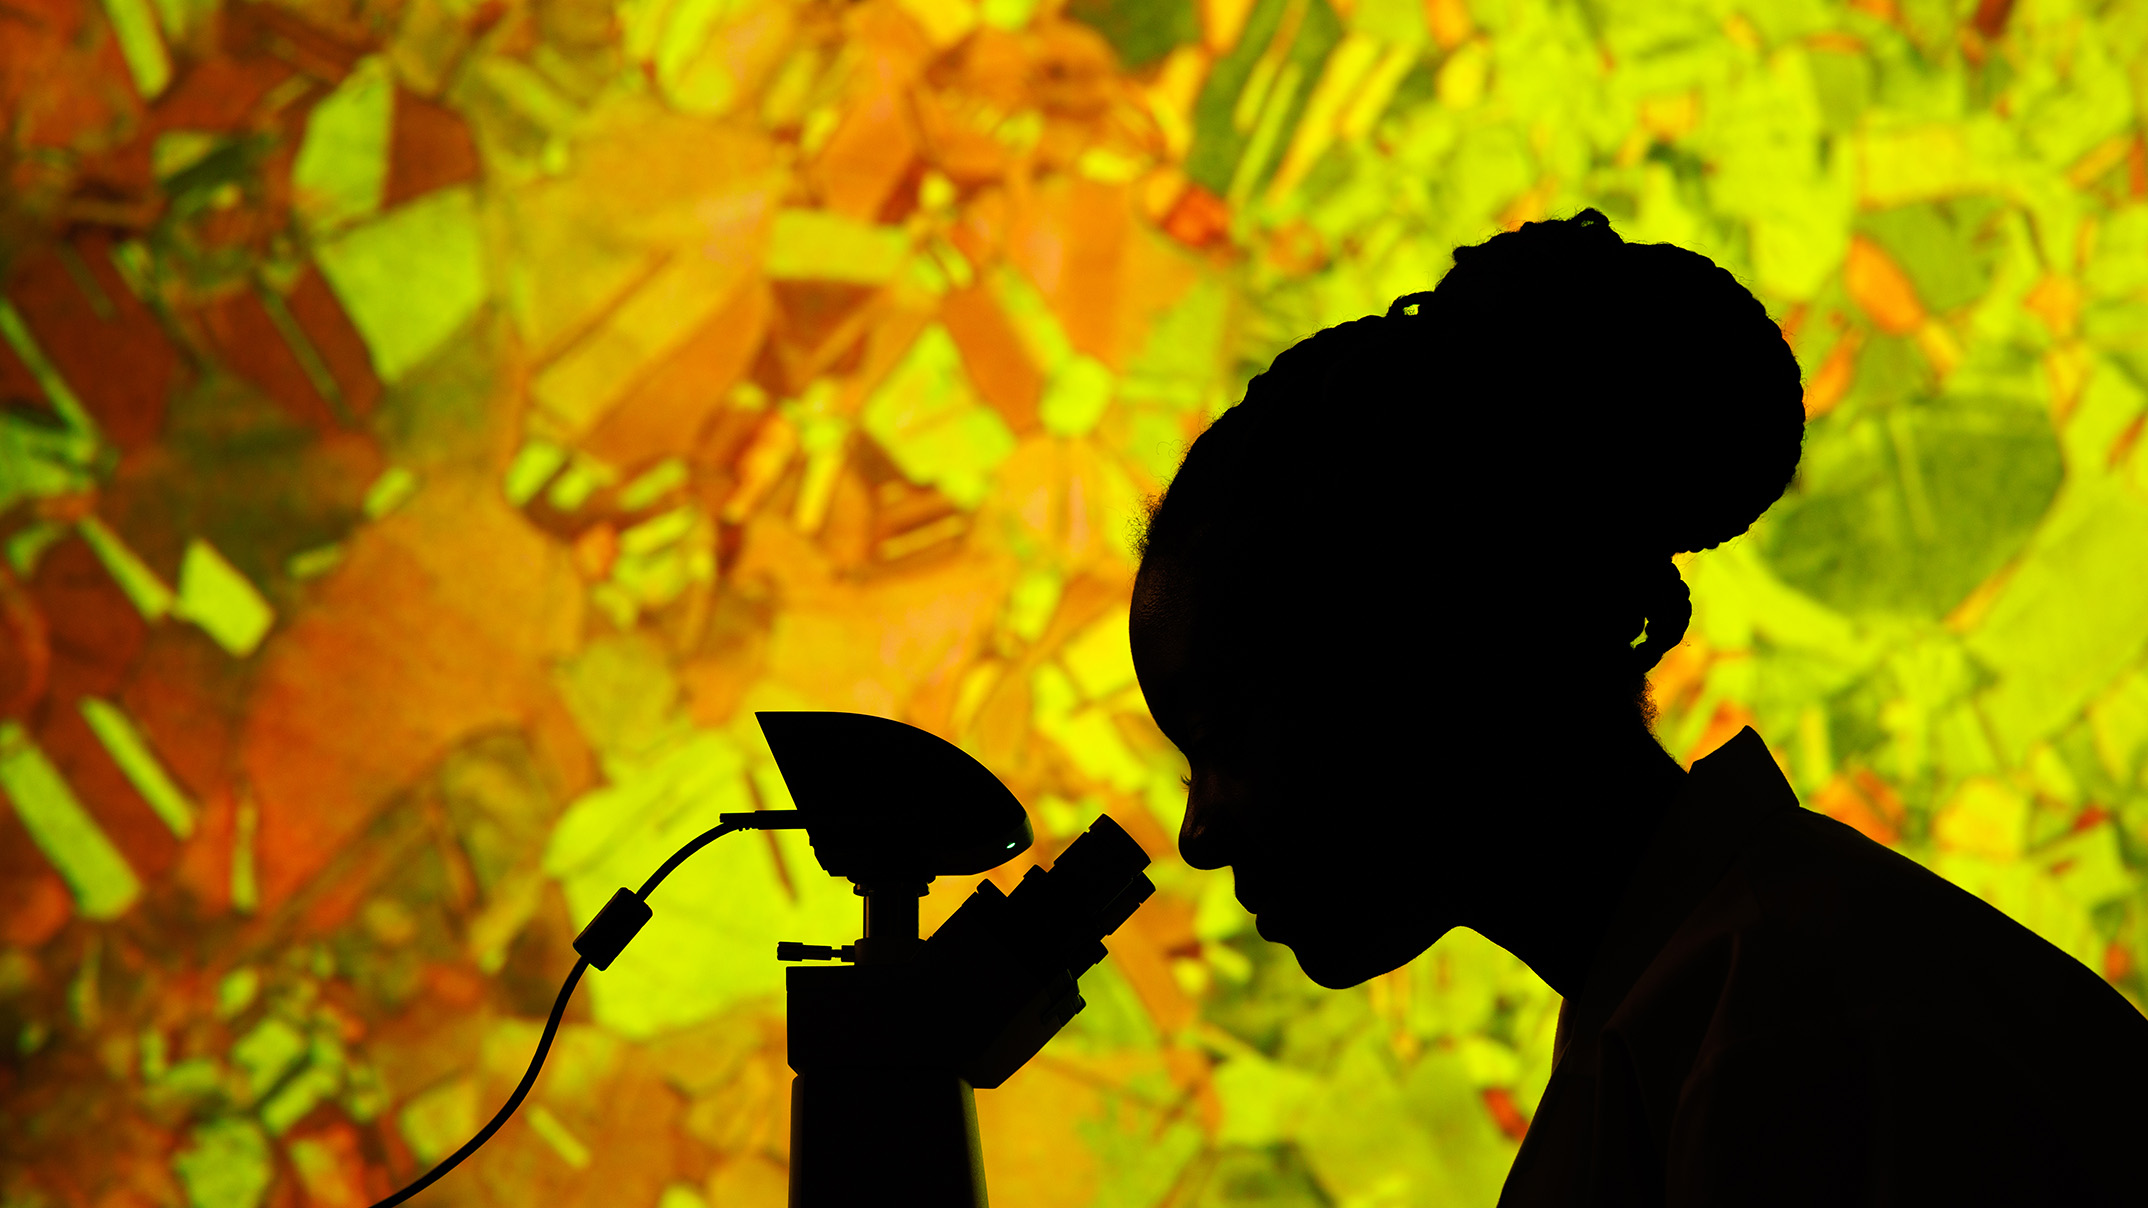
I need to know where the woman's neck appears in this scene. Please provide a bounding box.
[1463,721,1688,999]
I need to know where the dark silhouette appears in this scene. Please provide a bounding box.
[765,712,1154,1208]
[365,713,1154,1208]
[1130,209,2148,1204]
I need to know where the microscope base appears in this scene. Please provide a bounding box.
[789,1069,987,1207]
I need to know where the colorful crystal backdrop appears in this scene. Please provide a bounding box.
[3,0,2147,1201]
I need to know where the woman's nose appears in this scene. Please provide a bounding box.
[1177,777,1234,870]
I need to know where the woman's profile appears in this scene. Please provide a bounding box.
[1128,209,2148,1204]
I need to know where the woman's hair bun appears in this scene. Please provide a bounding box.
[1402,207,1806,555]
[1135,206,1806,686]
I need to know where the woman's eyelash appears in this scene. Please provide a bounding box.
[1180,775,1192,788]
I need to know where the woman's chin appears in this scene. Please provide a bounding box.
[1290,944,1385,989]
[1266,926,1385,989]
[1271,922,1446,990]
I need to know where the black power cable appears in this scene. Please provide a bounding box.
[366,811,804,1208]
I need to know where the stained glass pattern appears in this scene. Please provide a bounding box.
[2,0,2146,1203]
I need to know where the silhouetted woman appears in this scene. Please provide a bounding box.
[1130,209,2148,1205]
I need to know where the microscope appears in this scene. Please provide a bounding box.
[366,710,1157,1207]
[763,711,1157,1206]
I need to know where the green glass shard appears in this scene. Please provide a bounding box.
[217,967,259,1019]
[619,506,696,556]
[173,1118,272,1208]
[546,456,617,512]
[860,325,1017,508]
[765,209,910,284]
[76,517,174,620]
[361,466,419,518]
[173,539,274,657]
[399,1079,479,1165]
[1039,354,1115,437]
[988,265,1074,373]
[1064,0,1198,69]
[148,0,213,43]
[1857,201,2001,315]
[152,131,223,182]
[657,1184,713,1208]
[526,1103,594,1169]
[5,521,67,577]
[286,544,344,580]
[292,57,393,233]
[0,300,101,445]
[229,1017,306,1104]
[504,440,571,506]
[1211,1049,1323,1146]
[98,0,170,99]
[1032,663,1148,791]
[1061,607,1138,700]
[1185,0,1346,197]
[0,721,142,920]
[1230,59,1305,208]
[1347,0,1425,43]
[78,697,196,839]
[314,186,487,384]
[231,793,258,915]
[1004,566,1063,642]
[260,1061,340,1135]
[1761,395,2062,620]
[1120,276,1227,411]
[617,457,689,511]
[979,0,1035,28]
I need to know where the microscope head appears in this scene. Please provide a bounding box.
[757,711,1034,887]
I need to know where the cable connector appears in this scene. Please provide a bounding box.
[721,810,808,829]
[777,942,856,962]
[573,888,652,971]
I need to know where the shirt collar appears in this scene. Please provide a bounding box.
[1555,726,1800,1064]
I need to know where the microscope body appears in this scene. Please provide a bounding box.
[758,713,1155,1207]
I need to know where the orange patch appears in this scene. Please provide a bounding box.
[1645,636,1710,723]
[385,89,480,208]
[2107,410,2146,471]
[289,1121,371,1208]
[200,285,343,429]
[33,704,178,881]
[1162,183,1231,249]
[2022,273,2082,341]
[422,961,488,1007]
[813,76,919,220]
[2043,342,2092,425]
[1483,1087,1529,1141]
[0,866,72,949]
[1007,176,1133,366]
[2106,940,2135,983]
[285,265,383,420]
[584,281,773,469]
[1814,770,1904,845]
[1971,0,2016,38]
[1104,892,1199,1034]
[1425,0,1474,49]
[240,480,580,911]
[1843,236,1924,335]
[941,283,1044,434]
[1802,328,1863,419]
[5,236,180,449]
[1682,700,1756,767]
[1806,31,1867,53]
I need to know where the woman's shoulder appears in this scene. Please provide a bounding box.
[1726,805,2148,1055]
